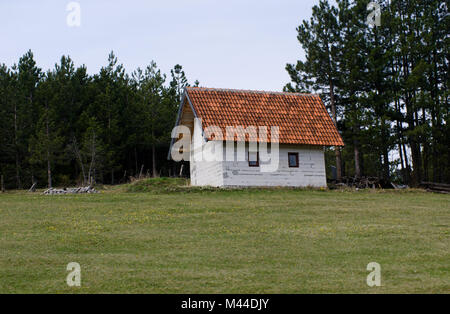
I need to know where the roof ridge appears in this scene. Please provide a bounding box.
[186,86,319,97]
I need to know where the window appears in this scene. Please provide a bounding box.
[248,151,259,167]
[288,152,299,168]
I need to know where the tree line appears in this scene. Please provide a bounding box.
[1,0,448,189]
[0,51,197,189]
[285,0,449,185]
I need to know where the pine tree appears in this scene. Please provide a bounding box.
[285,0,344,180]
[29,72,63,188]
[14,50,41,188]
[134,61,167,177]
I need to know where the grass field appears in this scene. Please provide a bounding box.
[0,178,448,293]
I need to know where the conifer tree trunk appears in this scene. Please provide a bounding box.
[354,138,361,179]
[330,81,342,181]
[381,117,390,180]
[45,100,52,188]
[14,102,21,189]
[152,128,157,178]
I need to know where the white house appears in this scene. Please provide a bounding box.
[169,87,344,187]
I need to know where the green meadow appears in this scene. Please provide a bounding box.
[0,178,448,293]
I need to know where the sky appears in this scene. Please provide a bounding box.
[0,0,324,91]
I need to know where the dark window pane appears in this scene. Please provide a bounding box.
[288,153,298,167]
[249,152,259,167]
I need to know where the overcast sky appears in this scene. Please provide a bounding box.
[1,0,325,91]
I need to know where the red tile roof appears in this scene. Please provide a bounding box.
[184,87,344,146]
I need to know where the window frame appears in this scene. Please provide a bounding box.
[288,152,299,168]
[248,151,260,167]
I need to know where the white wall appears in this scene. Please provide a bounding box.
[190,157,223,187]
[190,141,327,187]
[189,125,224,187]
[221,143,326,187]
